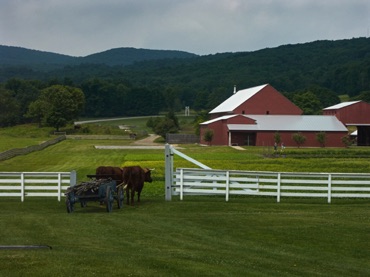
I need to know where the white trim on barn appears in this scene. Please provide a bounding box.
[209,84,268,114]
[323,101,362,110]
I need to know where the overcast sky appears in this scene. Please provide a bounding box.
[1,0,369,57]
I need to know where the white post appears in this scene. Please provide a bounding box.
[21,173,25,202]
[277,173,281,203]
[165,144,173,201]
[228,132,231,146]
[180,169,184,201]
[70,170,77,187]
[328,174,332,204]
[226,171,230,202]
[57,173,62,201]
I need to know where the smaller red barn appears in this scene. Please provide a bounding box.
[323,101,370,146]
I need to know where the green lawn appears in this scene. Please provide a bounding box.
[0,130,370,276]
[0,197,369,277]
[0,124,54,152]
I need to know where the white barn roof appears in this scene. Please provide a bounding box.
[209,84,268,114]
[323,101,361,110]
[202,114,347,132]
[200,115,237,125]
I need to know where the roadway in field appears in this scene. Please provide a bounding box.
[94,134,168,150]
[75,115,162,125]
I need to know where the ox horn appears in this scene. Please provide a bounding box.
[149,168,155,171]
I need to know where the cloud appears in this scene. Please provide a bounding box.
[1,0,369,56]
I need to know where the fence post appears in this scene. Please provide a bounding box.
[21,173,25,202]
[165,144,173,201]
[70,170,77,187]
[180,169,184,201]
[226,171,230,202]
[57,173,62,201]
[328,174,332,204]
[277,173,281,203]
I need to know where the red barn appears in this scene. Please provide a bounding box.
[323,101,370,146]
[209,84,303,118]
[200,84,348,147]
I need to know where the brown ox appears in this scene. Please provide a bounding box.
[95,166,124,184]
[122,166,152,206]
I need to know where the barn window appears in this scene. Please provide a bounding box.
[266,111,270,114]
[242,110,245,114]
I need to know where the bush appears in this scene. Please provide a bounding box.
[203,129,214,145]
[292,132,307,148]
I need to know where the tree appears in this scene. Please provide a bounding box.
[166,111,180,129]
[27,85,85,131]
[352,90,370,103]
[0,87,20,127]
[153,118,179,139]
[5,78,42,123]
[203,129,214,145]
[193,111,210,136]
[26,100,45,127]
[292,132,306,148]
[292,92,322,115]
[274,132,281,144]
[149,112,180,139]
[316,132,327,147]
[341,135,353,148]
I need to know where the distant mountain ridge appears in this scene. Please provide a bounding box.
[1,38,369,96]
[0,45,198,68]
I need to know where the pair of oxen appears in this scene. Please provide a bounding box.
[95,166,153,206]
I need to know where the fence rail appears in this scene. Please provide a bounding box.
[172,168,370,203]
[0,136,66,161]
[0,171,76,201]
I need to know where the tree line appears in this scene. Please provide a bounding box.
[1,75,369,130]
[1,38,370,130]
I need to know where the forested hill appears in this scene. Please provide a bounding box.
[1,38,370,124]
[1,38,369,96]
[80,48,197,66]
[0,45,75,68]
[0,45,197,69]
[119,37,370,95]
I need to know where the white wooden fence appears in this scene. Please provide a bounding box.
[172,168,370,203]
[164,144,370,203]
[0,171,76,202]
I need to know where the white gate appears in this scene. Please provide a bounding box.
[164,144,370,203]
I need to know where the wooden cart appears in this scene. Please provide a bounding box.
[65,179,124,213]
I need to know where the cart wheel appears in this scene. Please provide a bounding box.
[66,195,74,213]
[117,187,124,209]
[105,187,113,212]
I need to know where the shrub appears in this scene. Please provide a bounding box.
[203,129,214,145]
[316,132,327,147]
[292,132,306,148]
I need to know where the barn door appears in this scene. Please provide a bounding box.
[244,133,256,146]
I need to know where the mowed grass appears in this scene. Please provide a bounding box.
[0,124,55,152]
[0,130,370,276]
[1,197,369,277]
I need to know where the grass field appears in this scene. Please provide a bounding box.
[0,123,370,276]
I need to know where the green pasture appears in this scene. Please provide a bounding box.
[0,126,370,276]
[0,124,54,152]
